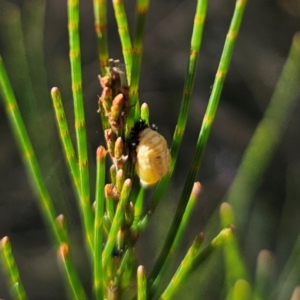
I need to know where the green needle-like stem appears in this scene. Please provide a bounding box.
[227,31,300,233]
[58,243,88,300]
[137,266,147,300]
[189,227,234,275]
[112,0,132,83]
[127,0,149,129]
[151,182,202,294]
[102,179,132,268]
[0,56,87,300]
[232,280,253,300]
[148,0,247,285]
[220,203,249,297]
[132,187,144,231]
[94,146,107,300]
[254,250,276,300]
[139,0,208,228]
[51,87,81,199]
[56,215,88,298]
[140,102,149,124]
[93,0,109,75]
[0,237,28,300]
[68,0,94,257]
[159,233,204,300]
[0,56,60,243]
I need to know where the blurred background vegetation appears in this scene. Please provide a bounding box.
[0,0,300,299]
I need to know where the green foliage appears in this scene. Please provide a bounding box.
[1,0,300,299]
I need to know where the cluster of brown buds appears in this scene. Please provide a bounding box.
[98,60,138,269]
[98,59,130,171]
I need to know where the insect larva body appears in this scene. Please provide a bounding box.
[130,120,171,186]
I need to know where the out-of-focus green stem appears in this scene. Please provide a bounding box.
[23,0,48,105]
[68,0,94,257]
[232,280,253,300]
[158,233,204,300]
[112,0,132,84]
[151,182,202,293]
[0,237,28,300]
[94,146,107,300]
[0,3,37,127]
[220,203,249,298]
[254,250,276,300]
[93,0,109,75]
[148,0,247,284]
[227,31,300,233]
[0,56,60,243]
[0,54,86,300]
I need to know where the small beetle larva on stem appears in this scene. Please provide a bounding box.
[129,119,171,186]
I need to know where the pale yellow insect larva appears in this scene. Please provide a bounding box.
[135,128,171,186]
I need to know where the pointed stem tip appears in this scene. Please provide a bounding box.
[51,87,59,95]
[59,243,69,257]
[97,146,107,159]
[191,182,202,197]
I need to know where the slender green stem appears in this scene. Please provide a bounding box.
[139,0,208,229]
[0,4,37,128]
[0,56,87,300]
[151,182,202,293]
[56,215,70,245]
[93,0,109,75]
[137,266,147,300]
[112,0,132,84]
[158,233,204,300]
[58,243,88,300]
[94,146,107,300]
[68,0,94,256]
[227,31,300,233]
[0,56,60,243]
[140,102,149,124]
[232,280,253,300]
[116,231,138,278]
[188,227,234,275]
[127,0,149,129]
[220,203,249,297]
[51,87,81,198]
[23,0,49,105]
[132,187,144,231]
[148,0,247,285]
[0,237,28,300]
[254,250,276,300]
[102,179,132,269]
[56,215,88,298]
[105,183,115,221]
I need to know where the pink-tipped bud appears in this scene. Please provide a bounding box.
[137,265,145,275]
[51,87,59,95]
[191,182,202,197]
[59,243,69,257]
[97,146,107,159]
[105,184,114,198]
